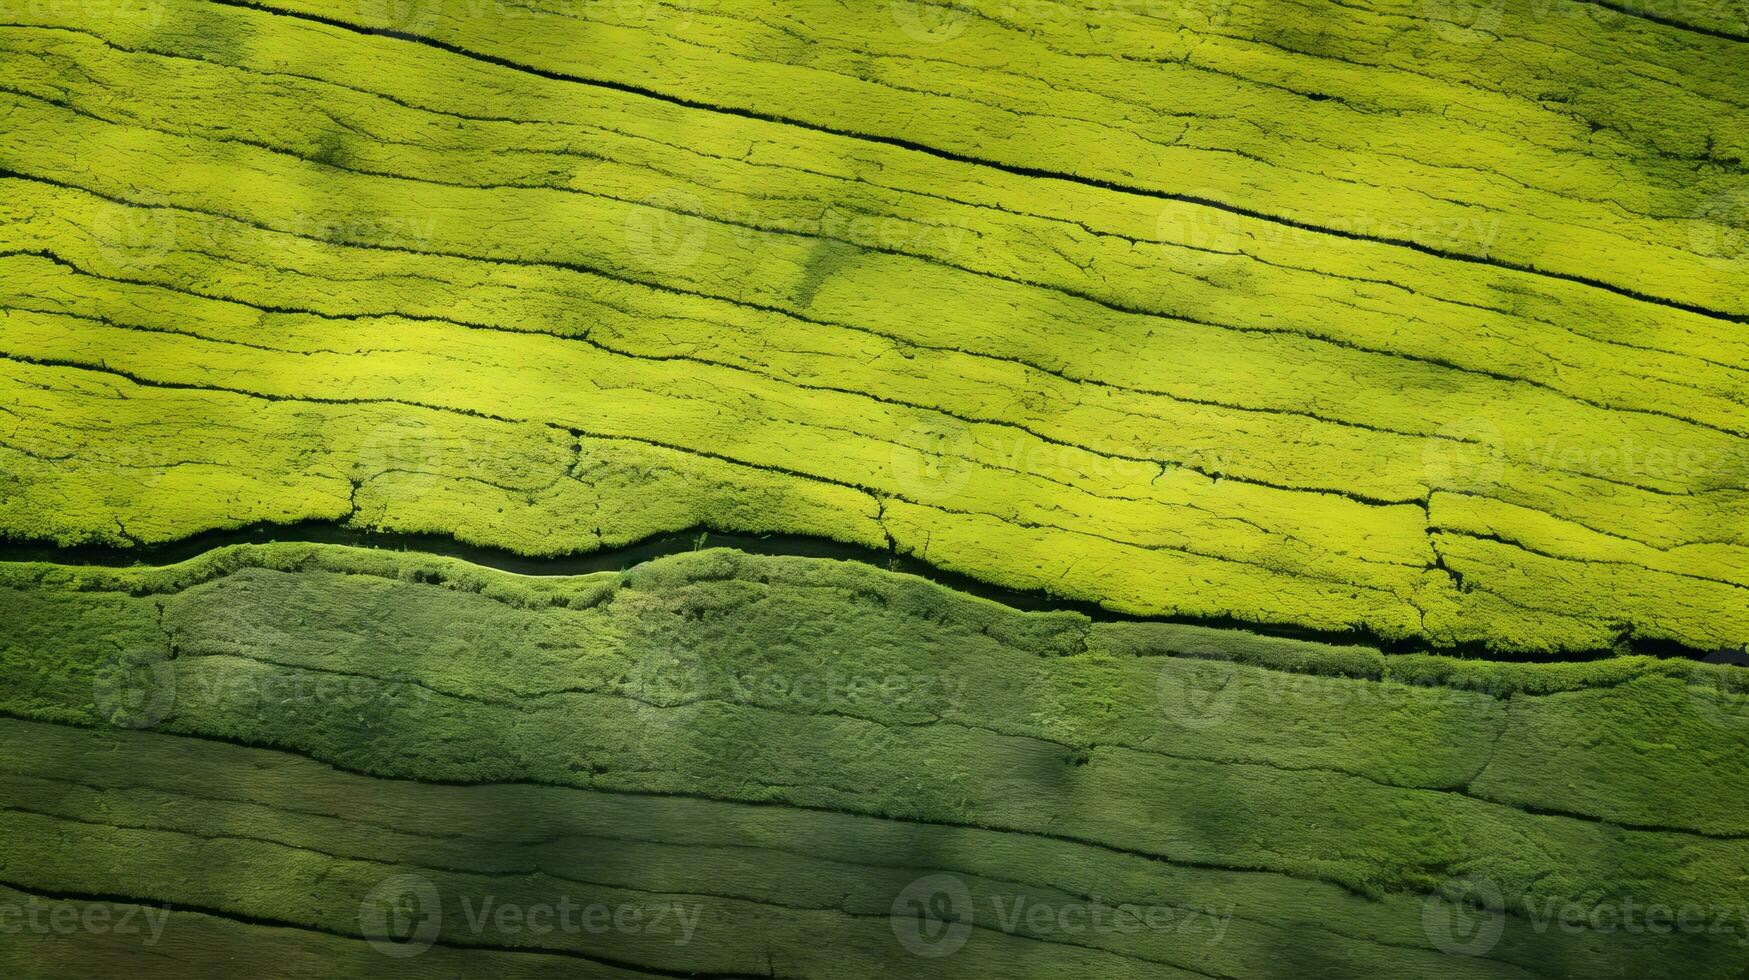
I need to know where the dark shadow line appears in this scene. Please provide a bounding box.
[0,520,1715,664]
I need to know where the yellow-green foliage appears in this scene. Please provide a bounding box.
[2,2,1746,976]
[0,1,1745,652]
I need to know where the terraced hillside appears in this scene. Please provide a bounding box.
[0,0,1745,975]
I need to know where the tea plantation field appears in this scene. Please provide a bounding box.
[0,0,1745,974]
[4,545,1749,975]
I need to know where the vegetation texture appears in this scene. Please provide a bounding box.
[0,0,1745,975]
[3,545,1749,976]
[0,0,1743,653]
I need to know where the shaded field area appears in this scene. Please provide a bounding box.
[3,544,1749,975]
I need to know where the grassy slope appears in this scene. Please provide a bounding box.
[0,1,1743,653]
[3,545,1748,975]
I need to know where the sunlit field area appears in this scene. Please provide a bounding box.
[1,0,1746,975]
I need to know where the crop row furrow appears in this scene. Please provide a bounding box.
[5,26,1742,419]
